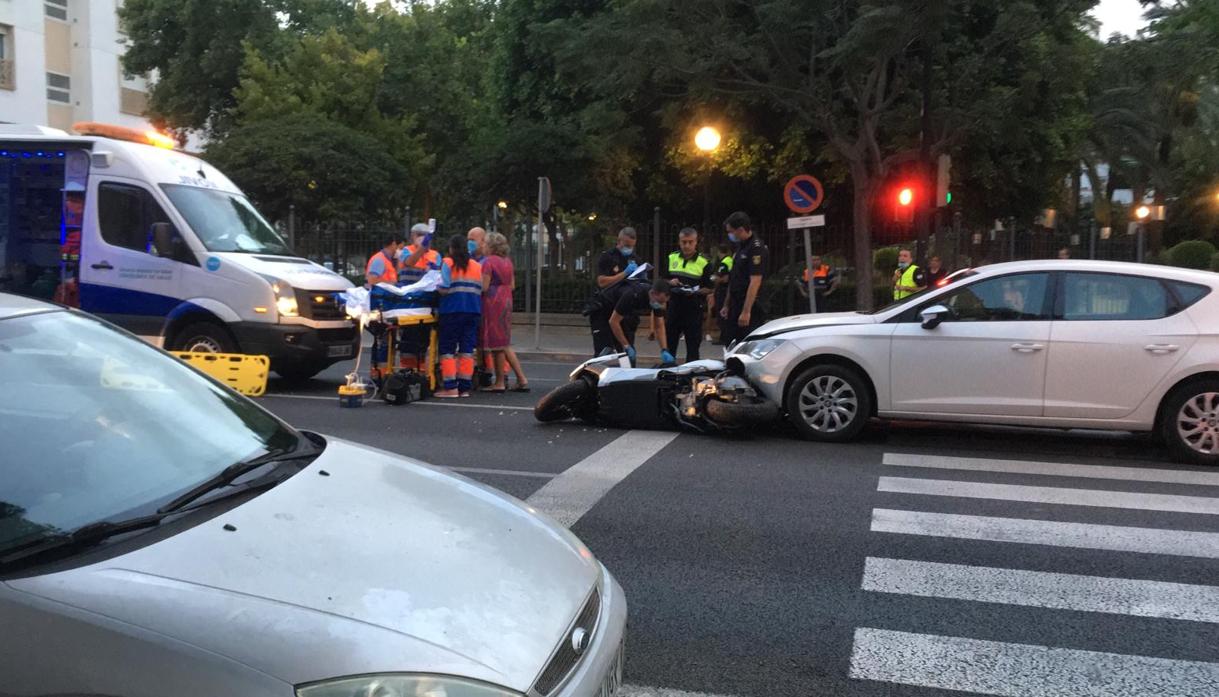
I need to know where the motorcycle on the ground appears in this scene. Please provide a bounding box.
[534,353,778,432]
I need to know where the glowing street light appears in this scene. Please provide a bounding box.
[694,126,721,152]
[1135,205,1151,220]
[587,213,598,222]
[497,200,509,210]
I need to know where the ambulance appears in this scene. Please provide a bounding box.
[0,123,357,380]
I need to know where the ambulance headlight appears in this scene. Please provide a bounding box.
[266,278,299,317]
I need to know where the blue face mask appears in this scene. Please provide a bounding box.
[650,301,664,310]
[898,261,910,269]
[467,240,479,255]
[620,246,634,257]
[727,233,738,243]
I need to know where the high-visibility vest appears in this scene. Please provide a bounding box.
[399,245,442,284]
[366,250,398,284]
[894,264,921,300]
[720,255,734,272]
[440,257,483,314]
[802,264,830,283]
[667,251,710,283]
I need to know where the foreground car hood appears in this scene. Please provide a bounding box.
[748,311,876,338]
[9,439,599,690]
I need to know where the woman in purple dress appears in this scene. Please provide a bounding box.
[480,233,529,392]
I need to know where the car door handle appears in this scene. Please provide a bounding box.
[90,261,114,270]
[1010,343,1045,353]
[1145,344,1180,354]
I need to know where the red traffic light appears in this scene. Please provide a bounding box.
[897,187,914,207]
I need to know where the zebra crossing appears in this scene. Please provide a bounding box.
[850,452,1219,696]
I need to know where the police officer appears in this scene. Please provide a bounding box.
[719,211,768,345]
[892,247,927,300]
[586,278,673,365]
[663,227,713,362]
[595,227,641,289]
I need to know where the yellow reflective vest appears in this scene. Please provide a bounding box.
[894,264,921,300]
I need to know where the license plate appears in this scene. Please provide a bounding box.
[327,344,353,358]
[600,642,625,697]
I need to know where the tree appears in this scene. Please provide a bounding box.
[570,0,1095,309]
[204,113,409,222]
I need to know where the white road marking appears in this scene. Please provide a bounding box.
[862,557,1219,623]
[871,508,1219,559]
[619,685,736,697]
[849,627,1219,696]
[878,476,1219,515]
[449,466,555,479]
[883,453,1219,487]
[526,430,679,528]
[262,393,533,411]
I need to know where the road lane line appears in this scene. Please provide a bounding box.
[849,627,1219,696]
[871,509,1219,559]
[862,557,1219,623]
[878,476,1219,515]
[883,453,1219,487]
[526,430,679,528]
[262,393,534,411]
[449,466,556,479]
[620,686,736,697]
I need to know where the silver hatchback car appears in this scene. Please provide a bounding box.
[0,294,626,697]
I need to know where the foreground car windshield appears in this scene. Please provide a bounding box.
[0,311,299,556]
[161,184,293,255]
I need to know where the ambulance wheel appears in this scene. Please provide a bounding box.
[172,322,236,354]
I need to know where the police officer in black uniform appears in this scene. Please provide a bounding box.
[719,211,768,345]
[663,227,714,362]
[585,279,672,365]
[589,227,641,350]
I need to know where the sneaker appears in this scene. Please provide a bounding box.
[459,391,471,398]
[434,389,459,399]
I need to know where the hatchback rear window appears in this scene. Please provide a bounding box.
[1168,280,1211,310]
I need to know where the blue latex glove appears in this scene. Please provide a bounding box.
[421,232,433,247]
[660,349,675,364]
[625,345,637,366]
[624,261,639,276]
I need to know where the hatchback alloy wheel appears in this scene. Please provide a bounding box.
[798,375,859,434]
[1176,392,1219,455]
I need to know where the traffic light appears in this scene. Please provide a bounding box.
[895,185,916,223]
[935,154,952,207]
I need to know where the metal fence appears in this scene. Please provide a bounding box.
[285,215,1147,316]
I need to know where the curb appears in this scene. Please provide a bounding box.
[515,350,662,364]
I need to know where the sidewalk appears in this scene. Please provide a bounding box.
[509,313,721,363]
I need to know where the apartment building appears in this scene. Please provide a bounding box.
[0,0,151,131]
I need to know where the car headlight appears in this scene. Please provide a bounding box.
[263,276,299,317]
[296,675,522,697]
[736,338,784,360]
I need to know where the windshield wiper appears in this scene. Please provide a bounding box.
[156,446,313,514]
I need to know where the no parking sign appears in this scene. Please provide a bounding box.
[784,174,824,214]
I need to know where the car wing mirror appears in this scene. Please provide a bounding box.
[920,304,951,330]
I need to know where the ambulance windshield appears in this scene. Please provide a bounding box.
[162,184,292,256]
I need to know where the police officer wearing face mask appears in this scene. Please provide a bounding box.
[595,227,641,290]
[892,247,927,300]
[719,211,769,345]
[663,227,714,362]
[585,278,672,365]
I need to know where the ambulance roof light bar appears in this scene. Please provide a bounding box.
[72,122,176,150]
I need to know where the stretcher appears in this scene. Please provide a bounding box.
[367,286,440,393]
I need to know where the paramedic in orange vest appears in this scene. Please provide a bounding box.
[435,234,483,398]
[365,234,403,287]
[798,254,839,312]
[395,223,443,370]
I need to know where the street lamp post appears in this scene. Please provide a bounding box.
[1135,205,1151,263]
[493,200,507,234]
[694,126,721,236]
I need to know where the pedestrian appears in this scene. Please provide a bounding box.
[892,247,927,301]
[397,223,442,371]
[1058,247,1071,260]
[719,211,768,345]
[436,234,482,398]
[663,227,714,362]
[925,255,949,287]
[467,227,487,261]
[480,232,530,393]
[365,234,402,287]
[595,227,641,289]
[710,242,733,344]
[586,278,673,365]
[797,254,840,312]
[466,226,495,387]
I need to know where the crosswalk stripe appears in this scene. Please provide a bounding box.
[878,476,1219,515]
[862,557,1219,623]
[871,508,1219,559]
[883,453,1219,487]
[849,627,1219,696]
[619,686,736,697]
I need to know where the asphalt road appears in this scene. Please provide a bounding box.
[260,360,1219,697]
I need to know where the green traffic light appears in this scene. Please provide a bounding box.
[946,192,953,204]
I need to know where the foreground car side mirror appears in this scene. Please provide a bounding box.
[920,304,951,330]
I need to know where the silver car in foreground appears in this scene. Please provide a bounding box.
[0,293,625,697]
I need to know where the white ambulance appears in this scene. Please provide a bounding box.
[0,123,357,380]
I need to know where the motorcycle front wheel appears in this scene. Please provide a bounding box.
[534,379,594,423]
[705,397,779,427]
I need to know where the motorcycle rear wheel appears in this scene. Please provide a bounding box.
[534,379,594,423]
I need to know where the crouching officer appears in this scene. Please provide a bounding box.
[586,278,673,366]
[663,227,713,362]
[719,211,768,345]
